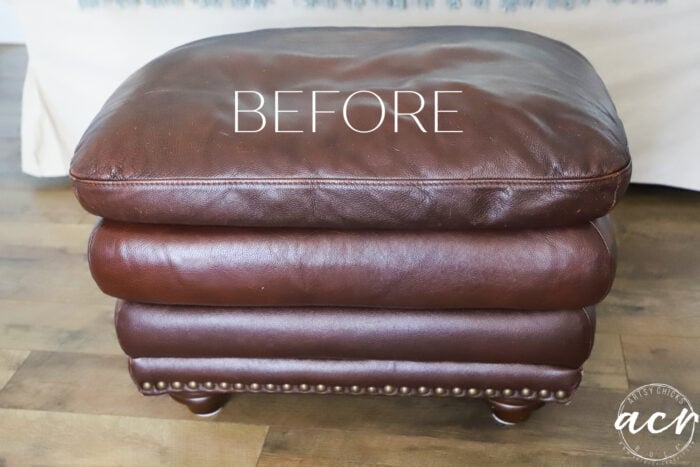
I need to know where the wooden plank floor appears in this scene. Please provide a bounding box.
[0,45,698,466]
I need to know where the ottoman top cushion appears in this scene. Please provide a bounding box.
[70,26,630,229]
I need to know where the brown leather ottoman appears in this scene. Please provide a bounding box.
[70,27,630,424]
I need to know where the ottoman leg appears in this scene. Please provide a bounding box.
[169,392,232,416]
[486,398,545,425]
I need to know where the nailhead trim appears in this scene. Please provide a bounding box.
[139,381,570,402]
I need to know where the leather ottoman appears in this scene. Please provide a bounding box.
[70,27,630,424]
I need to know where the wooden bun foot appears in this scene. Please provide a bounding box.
[486,398,545,424]
[169,392,232,416]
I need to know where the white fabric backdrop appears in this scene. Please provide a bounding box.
[8,0,700,190]
[0,2,22,43]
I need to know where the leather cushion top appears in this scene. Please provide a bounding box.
[70,26,630,229]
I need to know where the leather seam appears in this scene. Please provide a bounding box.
[589,219,612,258]
[86,222,99,284]
[589,219,616,299]
[610,171,622,211]
[581,307,595,357]
[69,161,631,187]
[114,300,122,343]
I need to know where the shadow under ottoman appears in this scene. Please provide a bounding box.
[70,26,630,423]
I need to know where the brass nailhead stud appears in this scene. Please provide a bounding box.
[250,383,261,391]
[521,387,532,397]
[299,384,309,391]
[282,383,293,391]
[367,386,378,394]
[219,382,230,389]
[265,383,276,391]
[171,381,183,390]
[467,388,479,397]
[418,386,429,395]
[399,386,411,395]
[141,382,153,391]
[204,382,214,389]
[333,385,344,393]
[234,383,244,390]
[383,385,396,394]
[451,387,463,396]
[484,388,496,397]
[555,390,568,400]
[316,384,327,392]
[435,387,446,396]
[502,388,514,397]
[538,389,550,398]
[187,381,198,389]
[156,381,167,390]
[350,385,361,393]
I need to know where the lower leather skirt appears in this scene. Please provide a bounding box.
[129,358,583,403]
[116,301,595,369]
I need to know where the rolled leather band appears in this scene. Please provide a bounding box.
[116,301,595,369]
[129,357,583,401]
[89,216,615,310]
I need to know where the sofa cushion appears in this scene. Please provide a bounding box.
[70,26,630,229]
